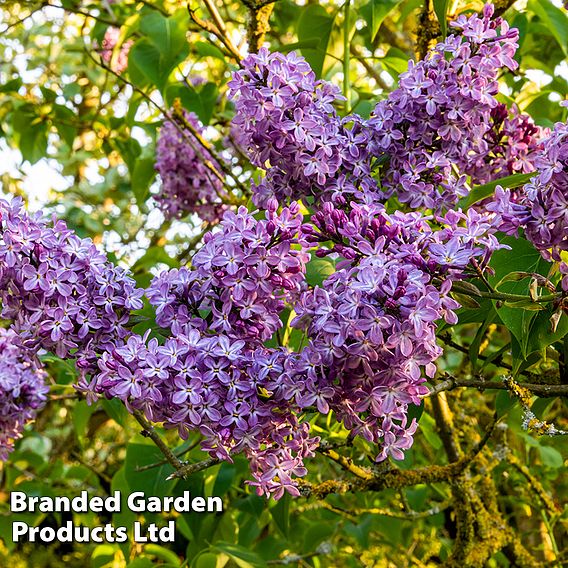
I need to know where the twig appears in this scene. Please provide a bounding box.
[85,49,248,198]
[438,333,512,371]
[298,438,492,499]
[132,409,184,471]
[322,499,451,521]
[166,457,220,480]
[188,1,242,61]
[130,410,219,480]
[135,437,201,472]
[425,375,568,398]
[343,0,351,106]
[350,44,389,90]
[507,453,558,515]
[317,447,373,481]
[1,6,41,34]
[42,1,122,27]
[416,0,439,60]
[243,0,275,53]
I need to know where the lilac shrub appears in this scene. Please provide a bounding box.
[0,198,144,376]
[155,110,230,222]
[1,5,565,498]
[0,328,49,460]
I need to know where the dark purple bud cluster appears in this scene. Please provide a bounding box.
[467,103,545,184]
[0,198,144,374]
[0,328,49,460]
[155,110,229,222]
[488,120,568,290]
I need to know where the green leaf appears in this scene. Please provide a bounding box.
[489,237,550,290]
[91,544,118,568]
[525,309,568,355]
[127,559,154,568]
[144,544,182,566]
[297,5,335,78]
[13,109,48,164]
[370,0,403,41]
[140,11,188,54]
[433,0,450,37]
[489,236,552,358]
[469,310,496,371]
[191,552,228,568]
[528,0,568,55]
[73,400,97,448]
[194,41,226,61]
[128,39,163,89]
[102,398,130,428]
[212,462,237,497]
[164,82,219,125]
[538,445,564,469]
[124,441,177,498]
[407,399,424,423]
[419,413,443,450]
[0,77,23,93]
[212,542,264,568]
[495,389,516,417]
[306,256,335,287]
[54,104,77,147]
[131,156,156,206]
[270,492,290,538]
[380,47,410,77]
[128,11,189,91]
[495,305,537,359]
[458,172,534,210]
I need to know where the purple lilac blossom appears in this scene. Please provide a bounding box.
[0,328,49,460]
[155,110,229,222]
[90,203,319,498]
[292,201,501,461]
[0,198,144,376]
[100,27,133,74]
[227,48,377,207]
[367,4,542,210]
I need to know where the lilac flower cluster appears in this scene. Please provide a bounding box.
[155,110,229,222]
[0,198,144,374]
[292,202,499,460]
[0,328,49,460]
[227,49,377,207]
[488,119,568,289]
[100,27,132,74]
[89,204,320,497]
[367,4,538,210]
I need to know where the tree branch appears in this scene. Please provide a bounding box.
[425,375,568,398]
[132,409,184,470]
[188,1,242,61]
